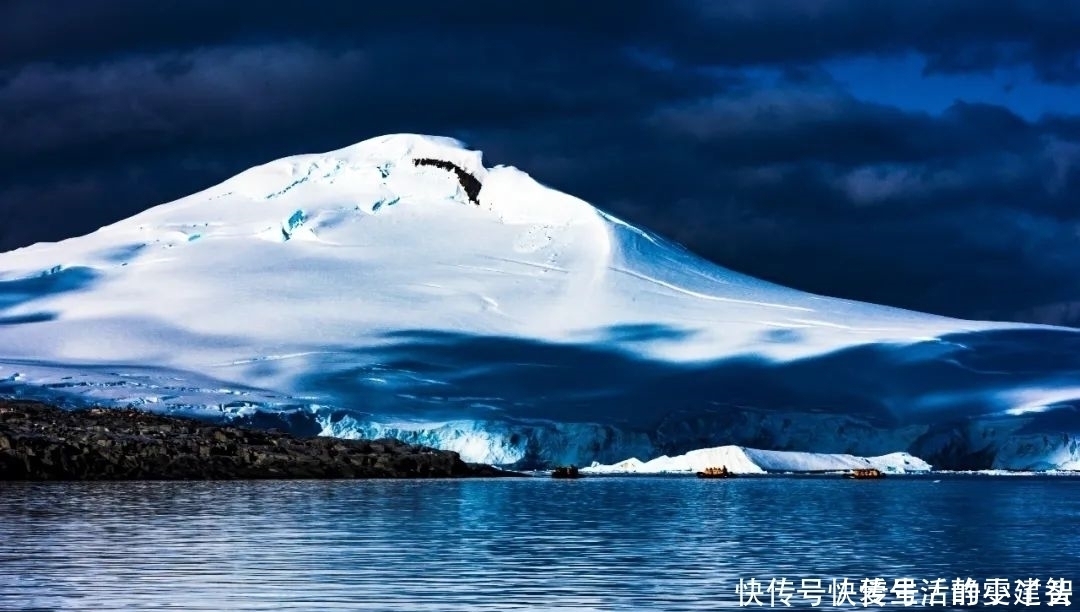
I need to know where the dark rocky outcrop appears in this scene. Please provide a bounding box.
[0,400,519,480]
[413,158,482,204]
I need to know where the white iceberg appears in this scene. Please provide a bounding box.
[583,446,932,474]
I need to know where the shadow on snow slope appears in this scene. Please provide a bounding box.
[1,262,1078,469]
[0,266,98,324]
[288,326,1080,468]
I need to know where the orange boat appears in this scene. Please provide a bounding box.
[696,466,735,479]
[845,468,886,479]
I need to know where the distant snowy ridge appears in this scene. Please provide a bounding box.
[583,446,932,474]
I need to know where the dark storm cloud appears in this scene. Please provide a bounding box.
[5,1,1080,80]
[1,27,720,177]
[674,1,1080,83]
[2,0,1080,324]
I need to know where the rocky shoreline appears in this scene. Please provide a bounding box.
[0,400,518,480]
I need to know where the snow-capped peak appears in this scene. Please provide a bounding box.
[2,134,1078,471]
[0,132,1038,366]
[175,132,599,228]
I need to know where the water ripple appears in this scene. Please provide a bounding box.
[1,477,1078,610]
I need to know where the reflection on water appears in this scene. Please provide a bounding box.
[1,477,1078,610]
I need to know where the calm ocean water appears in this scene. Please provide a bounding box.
[1,476,1078,611]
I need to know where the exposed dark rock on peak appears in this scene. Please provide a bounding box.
[0,400,520,480]
[413,158,482,205]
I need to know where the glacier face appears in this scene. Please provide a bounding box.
[1,133,1079,469]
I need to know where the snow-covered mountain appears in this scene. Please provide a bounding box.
[1,134,1078,469]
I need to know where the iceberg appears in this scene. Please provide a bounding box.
[583,446,932,474]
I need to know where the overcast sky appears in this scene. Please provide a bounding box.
[3,0,1080,323]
